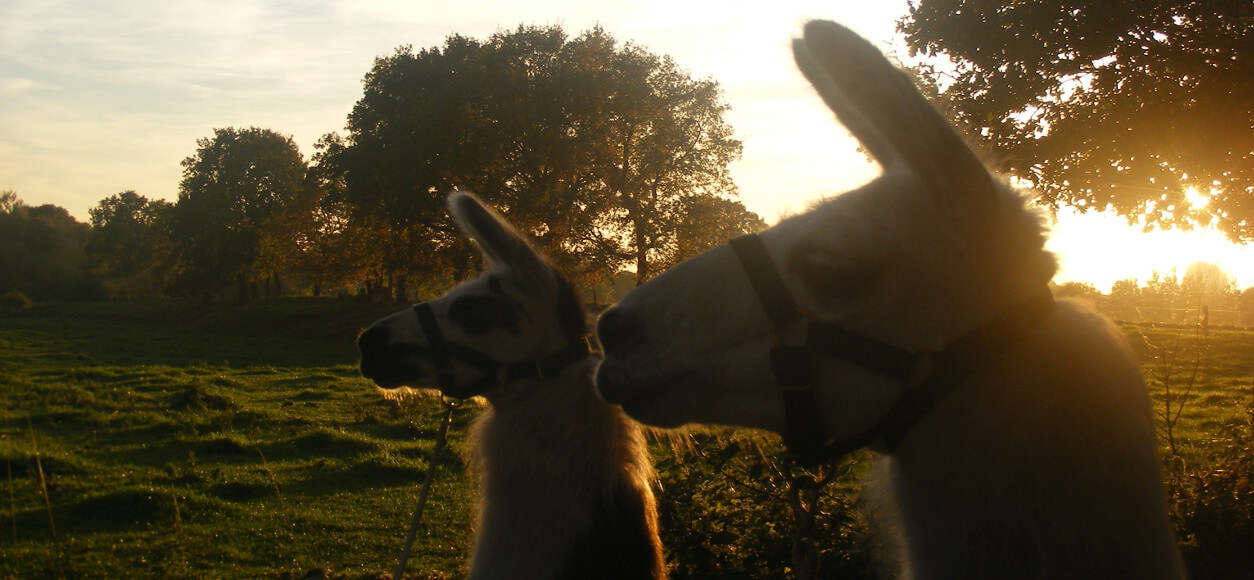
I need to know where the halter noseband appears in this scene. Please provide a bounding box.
[728,233,1055,466]
[411,302,591,399]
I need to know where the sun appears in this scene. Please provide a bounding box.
[1185,186,1211,210]
[1047,204,1254,293]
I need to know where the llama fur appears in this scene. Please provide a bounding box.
[467,358,664,579]
[861,299,1184,579]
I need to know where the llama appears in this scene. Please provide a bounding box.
[357,192,665,580]
[595,20,1185,579]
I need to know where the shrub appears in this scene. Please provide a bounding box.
[1168,398,1254,578]
[0,289,32,311]
[653,431,882,579]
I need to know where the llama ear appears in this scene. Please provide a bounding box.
[448,191,549,278]
[794,20,998,219]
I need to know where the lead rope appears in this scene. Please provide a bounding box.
[394,396,460,579]
[783,459,840,580]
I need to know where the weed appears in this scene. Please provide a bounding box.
[26,417,64,577]
[4,410,16,542]
[1167,380,1254,578]
[1142,323,1209,456]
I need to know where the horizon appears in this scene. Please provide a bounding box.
[3,0,1253,290]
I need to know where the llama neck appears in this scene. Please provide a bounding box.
[872,300,1183,579]
[467,358,664,580]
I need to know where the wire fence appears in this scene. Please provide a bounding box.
[1107,305,1254,328]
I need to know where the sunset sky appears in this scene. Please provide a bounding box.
[3,0,1252,291]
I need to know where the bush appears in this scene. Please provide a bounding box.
[0,289,32,311]
[1169,407,1254,578]
[653,431,882,579]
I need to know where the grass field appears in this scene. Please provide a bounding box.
[1,299,1251,578]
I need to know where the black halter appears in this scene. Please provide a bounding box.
[411,302,591,399]
[728,233,1055,466]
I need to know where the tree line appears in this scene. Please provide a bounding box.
[0,25,764,305]
[1054,262,1254,327]
[6,3,1250,306]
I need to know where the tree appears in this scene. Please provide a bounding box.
[1180,261,1236,310]
[0,189,20,214]
[1238,286,1254,326]
[171,127,310,304]
[86,191,174,297]
[1108,277,1144,321]
[660,196,767,271]
[589,41,746,283]
[295,134,390,297]
[1052,280,1103,305]
[900,0,1254,240]
[322,25,755,298]
[0,192,98,301]
[1139,269,1189,323]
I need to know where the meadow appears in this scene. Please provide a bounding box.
[1,299,1251,579]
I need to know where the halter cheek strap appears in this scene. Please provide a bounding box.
[729,233,1055,466]
[411,302,591,399]
[413,302,459,390]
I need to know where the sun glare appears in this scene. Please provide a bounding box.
[1047,205,1254,293]
[1185,186,1211,210]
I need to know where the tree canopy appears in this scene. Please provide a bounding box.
[319,24,757,294]
[172,127,311,303]
[86,191,174,297]
[900,0,1253,240]
[0,190,98,301]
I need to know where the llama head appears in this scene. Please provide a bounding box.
[594,20,1056,436]
[358,192,586,399]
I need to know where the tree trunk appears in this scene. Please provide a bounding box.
[634,217,650,286]
[395,275,408,304]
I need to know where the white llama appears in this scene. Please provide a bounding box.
[358,192,665,579]
[595,20,1184,579]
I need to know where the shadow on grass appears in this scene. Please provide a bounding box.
[288,455,430,496]
[10,488,235,537]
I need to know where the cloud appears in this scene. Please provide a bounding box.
[0,77,40,95]
[1,0,911,221]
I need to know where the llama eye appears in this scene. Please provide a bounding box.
[449,294,521,335]
[787,248,877,300]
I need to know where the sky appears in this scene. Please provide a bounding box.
[3,0,1252,291]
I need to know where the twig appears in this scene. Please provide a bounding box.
[1145,324,1207,456]
[255,448,285,505]
[4,408,16,541]
[27,418,56,540]
[172,489,183,538]
[781,459,841,580]
[394,398,459,580]
[27,417,64,578]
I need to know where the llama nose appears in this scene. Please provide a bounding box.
[597,306,643,355]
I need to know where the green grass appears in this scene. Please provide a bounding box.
[1,298,474,579]
[1125,324,1254,458]
[1,299,1251,578]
